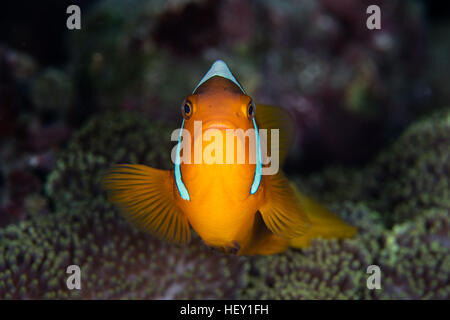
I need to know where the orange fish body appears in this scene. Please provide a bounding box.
[104,60,356,255]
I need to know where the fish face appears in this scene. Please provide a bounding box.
[179,76,259,197]
[183,76,254,132]
[173,63,264,247]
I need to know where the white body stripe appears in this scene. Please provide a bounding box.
[193,60,245,94]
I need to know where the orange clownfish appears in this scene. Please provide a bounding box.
[103,60,356,255]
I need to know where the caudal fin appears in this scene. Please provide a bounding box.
[289,184,357,248]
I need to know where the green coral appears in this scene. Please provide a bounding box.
[0,204,247,299]
[46,111,174,211]
[240,109,450,300]
[31,68,74,117]
[240,202,384,300]
[240,208,449,300]
[0,112,247,299]
[299,108,450,227]
[376,209,449,299]
[1,109,449,299]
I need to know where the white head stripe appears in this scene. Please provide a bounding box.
[193,60,245,94]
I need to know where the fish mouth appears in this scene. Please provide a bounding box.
[202,120,239,131]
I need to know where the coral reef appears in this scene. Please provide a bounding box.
[2,108,448,300]
[240,108,450,299]
[239,207,449,300]
[298,108,450,226]
[31,68,74,118]
[239,201,384,299]
[376,208,449,299]
[46,111,175,211]
[0,0,448,300]
[0,47,71,227]
[0,112,247,299]
[0,204,246,299]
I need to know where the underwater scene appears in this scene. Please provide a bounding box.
[0,0,448,301]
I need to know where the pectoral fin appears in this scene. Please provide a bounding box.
[259,173,311,239]
[240,212,290,256]
[102,164,191,244]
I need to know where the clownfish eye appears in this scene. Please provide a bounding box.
[181,100,193,119]
[247,101,255,120]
